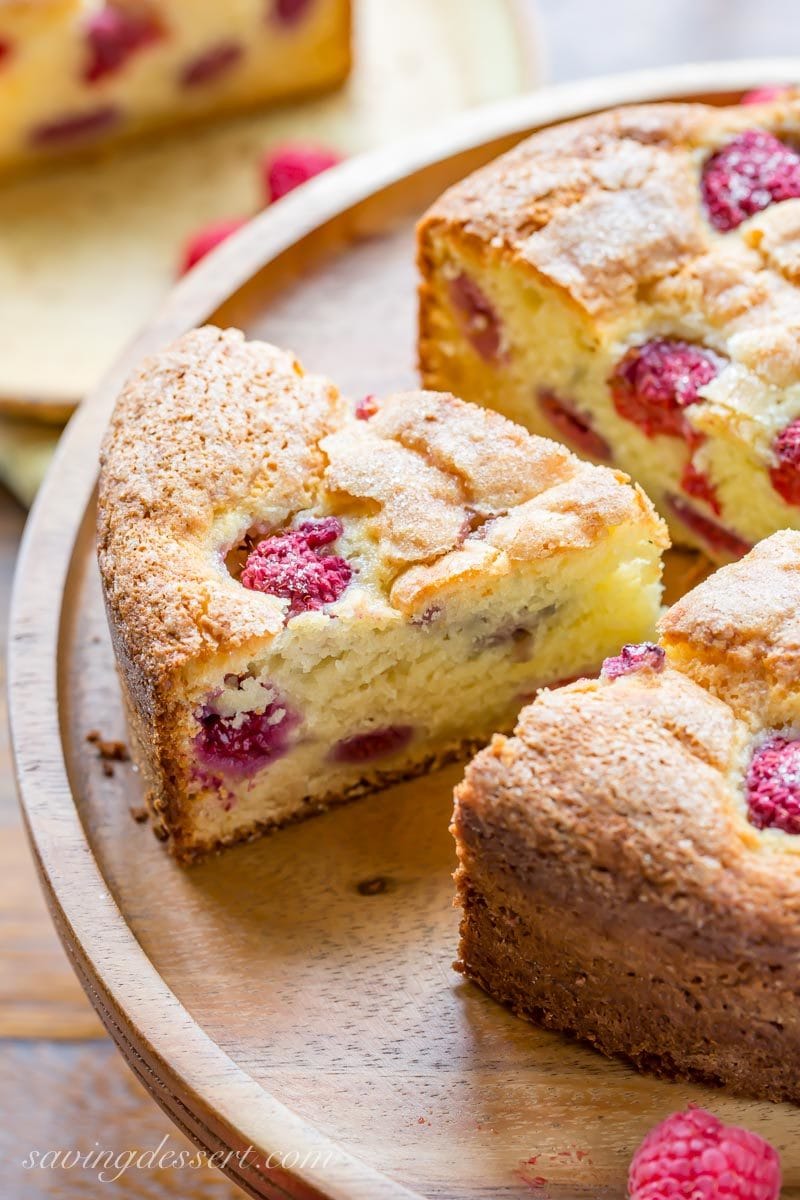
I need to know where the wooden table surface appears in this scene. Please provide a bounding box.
[2,2,798,1196]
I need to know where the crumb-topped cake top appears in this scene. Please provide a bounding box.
[420,97,800,346]
[98,325,665,687]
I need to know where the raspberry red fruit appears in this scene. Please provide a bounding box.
[241,517,352,618]
[448,272,504,363]
[355,394,379,420]
[680,458,721,515]
[601,642,665,680]
[537,389,612,461]
[180,41,242,88]
[702,129,800,231]
[195,690,299,778]
[84,3,162,83]
[263,142,342,203]
[331,725,414,764]
[29,106,121,148]
[666,493,752,559]
[271,0,313,25]
[770,417,800,506]
[741,86,793,105]
[746,735,800,834]
[610,340,720,440]
[180,217,247,274]
[628,1106,781,1200]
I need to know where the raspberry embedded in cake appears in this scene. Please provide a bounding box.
[98,326,668,860]
[29,106,122,148]
[770,417,800,506]
[537,390,612,461]
[746,735,800,834]
[180,41,243,88]
[702,129,800,232]
[741,85,793,105]
[609,340,720,441]
[601,641,665,679]
[195,681,300,778]
[666,493,752,560]
[271,0,315,25]
[447,273,505,363]
[628,1107,781,1200]
[84,3,162,84]
[331,725,415,764]
[240,517,352,619]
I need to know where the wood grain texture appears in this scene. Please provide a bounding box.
[11,63,800,1200]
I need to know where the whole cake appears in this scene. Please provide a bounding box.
[0,0,350,169]
[453,530,800,1102]
[418,93,800,562]
[97,325,667,861]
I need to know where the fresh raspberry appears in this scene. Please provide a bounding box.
[537,389,612,461]
[241,517,352,618]
[448,272,504,363]
[628,1106,781,1200]
[270,0,313,24]
[180,41,242,88]
[741,85,793,105]
[666,493,752,559]
[355,394,379,420]
[195,690,299,778]
[601,642,665,680]
[701,129,800,231]
[770,417,800,506]
[84,3,162,84]
[331,725,414,764]
[180,217,247,274]
[29,106,121,148]
[610,340,720,440]
[680,458,721,515]
[746,735,800,834]
[262,143,342,203]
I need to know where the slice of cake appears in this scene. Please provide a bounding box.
[0,0,350,170]
[97,325,667,861]
[418,93,800,562]
[453,530,800,1103]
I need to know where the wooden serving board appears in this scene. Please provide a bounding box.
[11,61,800,1200]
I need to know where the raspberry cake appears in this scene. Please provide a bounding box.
[453,530,800,1102]
[0,0,350,169]
[419,92,800,562]
[98,325,667,861]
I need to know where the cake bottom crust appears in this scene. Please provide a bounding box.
[455,870,800,1106]
[152,737,485,864]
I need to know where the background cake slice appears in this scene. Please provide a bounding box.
[0,0,350,170]
[453,530,800,1102]
[98,325,667,861]
[418,94,800,562]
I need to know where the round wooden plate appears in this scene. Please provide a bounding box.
[11,61,800,1200]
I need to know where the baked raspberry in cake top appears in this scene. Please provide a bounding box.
[98,325,666,861]
[0,0,350,170]
[418,92,800,562]
[453,530,800,1103]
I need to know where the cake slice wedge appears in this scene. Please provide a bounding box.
[98,325,667,861]
[453,530,800,1103]
[418,95,800,563]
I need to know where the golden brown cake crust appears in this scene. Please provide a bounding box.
[419,97,800,325]
[453,531,800,1101]
[98,326,666,691]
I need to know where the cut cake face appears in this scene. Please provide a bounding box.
[97,325,667,860]
[453,530,800,1103]
[419,94,800,562]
